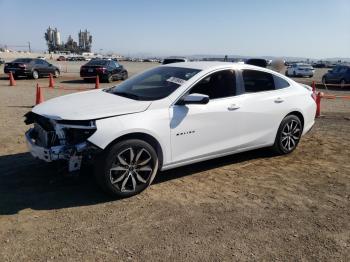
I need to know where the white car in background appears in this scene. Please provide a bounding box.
[286,63,315,77]
[24,62,316,197]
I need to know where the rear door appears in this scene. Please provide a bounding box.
[33,59,47,75]
[235,69,292,146]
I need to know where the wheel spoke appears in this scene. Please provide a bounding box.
[121,173,131,192]
[136,155,152,166]
[129,147,135,164]
[292,128,300,134]
[287,137,291,150]
[130,174,137,191]
[290,137,296,147]
[134,170,147,184]
[292,135,300,140]
[117,154,129,166]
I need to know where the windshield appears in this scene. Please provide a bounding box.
[162,59,186,64]
[106,66,200,101]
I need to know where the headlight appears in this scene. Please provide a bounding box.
[56,120,97,145]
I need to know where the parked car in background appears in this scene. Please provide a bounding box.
[162,57,188,65]
[322,65,350,87]
[57,56,66,61]
[286,63,314,77]
[66,56,77,61]
[245,58,268,68]
[25,62,316,197]
[80,59,128,82]
[4,58,60,79]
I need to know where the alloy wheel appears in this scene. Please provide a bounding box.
[32,70,39,79]
[109,147,153,193]
[340,79,346,88]
[281,119,301,152]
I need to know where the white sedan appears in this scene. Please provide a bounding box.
[24,62,316,197]
[286,63,315,77]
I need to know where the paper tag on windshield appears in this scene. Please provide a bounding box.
[166,77,186,85]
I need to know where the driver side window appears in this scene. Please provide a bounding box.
[189,70,236,99]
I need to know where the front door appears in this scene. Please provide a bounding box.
[170,69,246,163]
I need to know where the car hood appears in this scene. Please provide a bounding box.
[32,89,152,120]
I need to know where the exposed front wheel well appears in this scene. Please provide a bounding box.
[105,133,164,169]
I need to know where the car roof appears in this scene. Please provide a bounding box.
[162,61,266,71]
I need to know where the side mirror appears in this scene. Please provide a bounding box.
[178,93,209,105]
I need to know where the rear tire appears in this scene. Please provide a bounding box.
[32,70,39,79]
[94,139,159,198]
[272,115,302,155]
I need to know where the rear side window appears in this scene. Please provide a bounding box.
[243,70,275,92]
[243,70,289,92]
[273,75,290,89]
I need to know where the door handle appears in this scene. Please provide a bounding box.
[274,97,284,103]
[227,104,240,111]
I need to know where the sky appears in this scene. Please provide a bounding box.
[0,0,349,58]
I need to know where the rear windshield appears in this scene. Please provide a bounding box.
[105,66,200,101]
[13,58,33,63]
[86,60,109,66]
[162,59,185,64]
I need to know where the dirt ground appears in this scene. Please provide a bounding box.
[0,62,349,261]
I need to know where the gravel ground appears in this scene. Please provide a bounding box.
[0,62,349,261]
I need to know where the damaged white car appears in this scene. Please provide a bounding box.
[25,62,316,197]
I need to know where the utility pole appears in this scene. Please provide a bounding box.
[28,41,31,53]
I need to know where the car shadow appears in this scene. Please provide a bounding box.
[0,148,275,215]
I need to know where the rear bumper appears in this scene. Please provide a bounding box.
[80,72,105,78]
[4,68,31,76]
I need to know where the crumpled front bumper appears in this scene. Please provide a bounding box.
[25,128,90,171]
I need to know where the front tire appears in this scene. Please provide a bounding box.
[272,115,302,155]
[54,70,60,78]
[122,72,128,80]
[95,139,159,197]
[340,79,346,88]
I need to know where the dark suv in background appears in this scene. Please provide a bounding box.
[4,58,60,79]
[80,59,128,82]
[322,65,350,87]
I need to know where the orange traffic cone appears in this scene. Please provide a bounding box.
[49,73,55,88]
[95,75,100,89]
[35,84,44,105]
[9,72,16,86]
